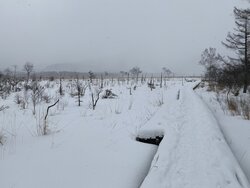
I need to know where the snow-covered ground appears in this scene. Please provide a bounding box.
[0,79,249,188]
[140,83,249,188]
[197,84,250,183]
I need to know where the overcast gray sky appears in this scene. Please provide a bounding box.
[0,0,248,74]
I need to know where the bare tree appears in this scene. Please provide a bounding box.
[59,75,64,96]
[31,81,44,115]
[23,62,34,83]
[88,71,95,84]
[162,67,172,78]
[5,66,21,92]
[0,105,9,112]
[0,70,11,97]
[127,72,130,84]
[199,47,223,82]
[130,66,142,84]
[75,78,88,106]
[91,87,102,110]
[100,74,104,89]
[141,74,144,84]
[43,99,59,135]
[222,7,250,93]
[160,73,163,88]
[148,76,155,91]
[127,87,132,95]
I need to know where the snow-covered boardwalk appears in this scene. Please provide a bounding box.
[141,84,250,188]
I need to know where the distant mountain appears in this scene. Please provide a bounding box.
[43,63,85,72]
[43,62,129,73]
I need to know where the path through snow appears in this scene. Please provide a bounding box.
[141,83,249,188]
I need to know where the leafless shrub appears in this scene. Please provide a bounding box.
[23,62,34,83]
[31,81,45,115]
[35,100,59,136]
[49,76,55,81]
[129,66,142,84]
[154,94,164,106]
[88,71,95,84]
[148,78,155,91]
[50,83,55,88]
[177,90,180,100]
[45,81,50,88]
[0,136,6,145]
[20,100,26,109]
[75,78,88,106]
[0,78,10,99]
[57,99,68,111]
[91,87,102,110]
[14,93,27,109]
[102,89,118,99]
[215,92,227,113]
[127,87,132,95]
[59,77,64,96]
[14,94,22,105]
[0,130,6,145]
[0,105,9,111]
[42,99,59,135]
[207,82,216,92]
[22,89,29,109]
[42,94,51,103]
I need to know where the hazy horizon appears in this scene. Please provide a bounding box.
[0,0,249,75]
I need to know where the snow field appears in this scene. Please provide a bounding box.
[0,79,166,188]
[0,79,249,188]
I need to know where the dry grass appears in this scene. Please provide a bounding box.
[0,131,6,145]
[240,98,250,120]
[227,98,240,116]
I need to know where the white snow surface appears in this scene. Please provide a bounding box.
[0,80,249,188]
[197,85,250,183]
[140,83,249,188]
